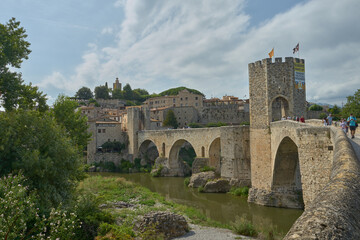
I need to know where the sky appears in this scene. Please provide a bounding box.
[1,0,359,106]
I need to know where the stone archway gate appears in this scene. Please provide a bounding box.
[137,126,250,179]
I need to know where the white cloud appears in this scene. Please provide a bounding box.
[40,0,360,105]
[101,27,113,35]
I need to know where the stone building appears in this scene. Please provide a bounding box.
[143,89,204,109]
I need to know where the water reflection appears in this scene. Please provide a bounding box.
[95,173,302,234]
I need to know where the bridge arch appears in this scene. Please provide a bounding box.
[209,137,221,174]
[271,95,289,121]
[169,139,196,173]
[272,136,303,208]
[138,139,159,167]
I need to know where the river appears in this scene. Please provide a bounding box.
[97,172,302,235]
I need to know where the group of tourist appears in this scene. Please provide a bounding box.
[340,113,358,139]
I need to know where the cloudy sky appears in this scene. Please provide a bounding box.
[1,0,359,106]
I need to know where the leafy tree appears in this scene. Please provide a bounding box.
[329,104,341,115]
[341,89,360,118]
[309,104,323,111]
[163,110,178,129]
[95,85,110,99]
[112,88,123,99]
[159,86,204,96]
[133,88,149,96]
[0,110,85,211]
[52,95,91,151]
[123,83,133,100]
[0,18,47,112]
[75,86,93,99]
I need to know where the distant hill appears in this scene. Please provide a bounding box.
[159,87,204,97]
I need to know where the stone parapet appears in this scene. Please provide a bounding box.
[285,127,360,239]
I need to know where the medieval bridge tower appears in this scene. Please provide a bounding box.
[248,57,306,205]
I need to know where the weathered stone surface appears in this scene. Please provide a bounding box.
[229,178,251,188]
[284,128,360,239]
[203,178,231,193]
[188,172,215,188]
[192,158,209,174]
[135,211,189,240]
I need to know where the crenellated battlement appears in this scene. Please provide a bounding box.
[248,57,305,69]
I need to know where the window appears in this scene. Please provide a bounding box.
[195,103,198,106]
[173,98,175,103]
[195,97,198,100]
[98,129,101,133]
[102,129,106,133]
[185,97,188,100]
[180,98,183,101]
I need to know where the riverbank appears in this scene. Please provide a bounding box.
[81,175,257,239]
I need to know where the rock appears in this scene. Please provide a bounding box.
[229,178,251,188]
[203,178,231,193]
[188,171,215,188]
[88,166,96,172]
[135,211,189,240]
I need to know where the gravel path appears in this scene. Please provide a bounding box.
[175,224,254,240]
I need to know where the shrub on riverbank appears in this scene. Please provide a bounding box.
[231,217,258,237]
[229,186,249,197]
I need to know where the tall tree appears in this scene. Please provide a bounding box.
[123,83,133,100]
[163,110,178,129]
[112,88,123,99]
[52,95,91,151]
[94,85,110,99]
[341,89,360,117]
[75,86,93,99]
[0,18,47,111]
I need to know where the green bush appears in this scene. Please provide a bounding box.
[309,104,323,111]
[231,217,258,237]
[229,187,249,197]
[184,177,190,187]
[101,141,125,153]
[150,165,163,177]
[74,193,115,240]
[198,186,204,193]
[120,160,134,173]
[188,122,203,128]
[200,166,215,172]
[240,121,250,125]
[319,112,327,120]
[205,122,228,128]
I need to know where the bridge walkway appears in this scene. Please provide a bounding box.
[349,131,360,161]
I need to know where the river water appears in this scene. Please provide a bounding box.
[97,173,302,235]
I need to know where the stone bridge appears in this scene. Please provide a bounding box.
[136,126,250,180]
[249,120,334,209]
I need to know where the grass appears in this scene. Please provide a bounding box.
[231,217,258,237]
[229,186,249,197]
[79,175,230,239]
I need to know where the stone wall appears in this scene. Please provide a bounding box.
[285,127,360,239]
[220,126,251,181]
[199,105,249,125]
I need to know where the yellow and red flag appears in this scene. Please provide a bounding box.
[268,48,274,58]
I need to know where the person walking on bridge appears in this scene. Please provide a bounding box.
[347,113,357,139]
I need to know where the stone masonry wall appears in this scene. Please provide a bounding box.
[285,127,360,239]
[220,126,251,180]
